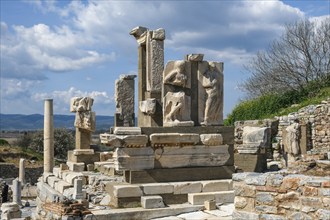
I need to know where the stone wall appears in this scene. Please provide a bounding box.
[0,163,43,184]
[276,98,330,155]
[232,172,330,219]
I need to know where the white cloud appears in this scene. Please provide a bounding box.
[1,21,115,80]
[32,87,113,113]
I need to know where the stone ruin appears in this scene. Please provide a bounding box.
[30,26,330,220]
[31,26,235,219]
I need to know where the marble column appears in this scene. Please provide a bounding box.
[18,158,25,185]
[12,179,22,205]
[44,99,54,173]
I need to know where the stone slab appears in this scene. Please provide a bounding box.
[141,126,234,145]
[200,134,223,146]
[89,204,204,220]
[150,133,200,146]
[154,145,233,168]
[202,180,233,192]
[124,166,235,184]
[172,182,202,194]
[141,196,165,209]
[114,127,142,135]
[235,153,267,172]
[188,191,235,205]
[142,183,174,195]
[100,134,148,147]
[114,156,155,171]
[111,185,143,198]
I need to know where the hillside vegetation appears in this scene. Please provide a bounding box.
[225,79,330,125]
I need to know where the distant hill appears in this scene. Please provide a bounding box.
[0,114,114,131]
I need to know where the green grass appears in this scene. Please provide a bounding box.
[225,82,330,125]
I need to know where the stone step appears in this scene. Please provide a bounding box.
[106,180,233,198]
[188,190,235,205]
[89,203,204,220]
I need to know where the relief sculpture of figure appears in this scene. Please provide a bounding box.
[201,62,221,125]
[164,91,185,122]
[285,119,300,157]
[164,61,188,87]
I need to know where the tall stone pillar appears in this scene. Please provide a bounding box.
[130,26,165,127]
[12,179,22,205]
[114,75,137,127]
[18,158,25,185]
[44,99,54,173]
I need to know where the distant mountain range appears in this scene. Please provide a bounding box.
[0,114,114,131]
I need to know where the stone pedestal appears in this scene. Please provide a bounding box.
[44,99,54,173]
[76,128,92,150]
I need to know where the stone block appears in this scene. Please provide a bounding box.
[100,134,148,147]
[114,127,142,135]
[245,173,267,186]
[141,196,165,209]
[202,179,232,192]
[235,153,267,172]
[55,180,72,193]
[66,161,85,172]
[114,147,154,171]
[188,191,234,205]
[256,192,275,206]
[47,176,60,188]
[154,145,233,168]
[200,134,223,145]
[64,172,85,185]
[67,151,100,164]
[255,205,277,214]
[204,200,216,211]
[42,172,55,184]
[142,183,174,195]
[316,209,330,220]
[234,196,255,211]
[172,182,202,194]
[52,167,61,178]
[150,133,199,146]
[112,185,143,198]
[125,166,235,184]
[234,182,256,197]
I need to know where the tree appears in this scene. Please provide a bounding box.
[242,18,330,98]
[23,128,75,159]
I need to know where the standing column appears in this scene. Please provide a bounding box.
[73,178,83,200]
[12,178,22,205]
[44,99,54,173]
[18,158,25,185]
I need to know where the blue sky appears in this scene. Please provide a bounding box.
[1,0,329,117]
